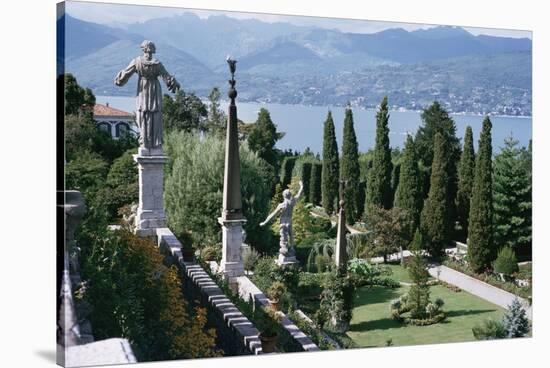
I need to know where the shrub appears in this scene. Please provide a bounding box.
[493,246,519,276]
[502,298,530,338]
[320,270,356,331]
[267,281,287,302]
[472,319,507,340]
[200,245,221,262]
[78,228,220,361]
[243,248,260,272]
[164,132,274,251]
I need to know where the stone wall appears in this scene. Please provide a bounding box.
[156,228,262,355]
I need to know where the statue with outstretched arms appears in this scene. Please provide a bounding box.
[260,181,303,262]
[115,40,180,150]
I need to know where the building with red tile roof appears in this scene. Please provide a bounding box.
[93,103,137,139]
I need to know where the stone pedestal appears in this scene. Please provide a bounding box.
[134,152,168,237]
[276,253,298,266]
[218,218,246,278]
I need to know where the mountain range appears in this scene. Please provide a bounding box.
[59,12,532,115]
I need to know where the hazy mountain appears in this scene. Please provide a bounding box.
[60,12,532,115]
[125,13,313,69]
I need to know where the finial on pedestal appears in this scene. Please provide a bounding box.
[226,56,238,104]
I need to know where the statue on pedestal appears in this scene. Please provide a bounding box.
[260,181,303,263]
[115,40,180,150]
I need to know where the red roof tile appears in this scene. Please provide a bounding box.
[93,103,133,118]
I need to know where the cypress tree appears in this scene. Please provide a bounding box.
[390,162,401,207]
[280,156,297,189]
[340,106,361,223]
[420,132,450,259]
[456,126,476,238]
[394,136,423,242]
[302,162,312,203]
[321,111,339,214]
[415,102,460,230]
[493,136,532,253]
[310,162,322,206]
[468,117,494,273]
[365,96,393,216]
[247,108,280,170]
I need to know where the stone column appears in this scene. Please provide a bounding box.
[134,148,168,237]
[219,58,246,278]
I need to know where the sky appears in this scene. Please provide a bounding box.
[65,0,532,39]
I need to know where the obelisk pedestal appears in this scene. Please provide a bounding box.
[134,147,168,237]
[219,57,246,279]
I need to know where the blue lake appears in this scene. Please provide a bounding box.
[96,95,532,154]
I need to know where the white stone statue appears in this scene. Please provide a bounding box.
[260,181,303,263]
[115,40,180,149]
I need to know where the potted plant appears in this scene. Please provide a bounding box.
[256,306,281,353]
[181,245,196,262]
[267,281,286,310]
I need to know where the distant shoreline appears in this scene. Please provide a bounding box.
[96,94,532,119]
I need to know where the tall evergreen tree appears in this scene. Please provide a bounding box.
[301,162,312,203]
[321,111,340,214]
[280,156,297,189]
[247,108,281,170]
[365,96,393,215]
[340,106,361,223]
[468,117,494,272]
[456,126,476,238]
[415,102,461,230]
[420,132,450,259]
[310,162,322,206]
[394,136,423,242]
[493,136,532,252]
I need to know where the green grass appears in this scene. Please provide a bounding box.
[383,263,414,284]
[347,284,505,348]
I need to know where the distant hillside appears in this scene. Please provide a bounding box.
[60,12,532,115]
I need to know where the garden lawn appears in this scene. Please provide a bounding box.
[347,284,505,348]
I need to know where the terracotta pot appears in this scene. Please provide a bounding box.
[181,248,195,262]
[259,332,278,353]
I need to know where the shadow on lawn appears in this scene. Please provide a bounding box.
[354,286,404,305]
[349,318,404,332]
[445,309,497,318]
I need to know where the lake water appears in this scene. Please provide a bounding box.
[96,95,532,154]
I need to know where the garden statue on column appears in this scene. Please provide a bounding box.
[114,40,179,236]
[115,40,180,153]
[260,181,303,265]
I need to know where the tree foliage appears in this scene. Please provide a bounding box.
[415,102,460,227]
[78,227,220,361]
[456,126,476,238]
[321,111,340,214]
[162,89,208,133]
[502,298,530,338]
[420,132,450,259]
[493,136,532,253]
[247,108,283,171]
[310,162,322,206]
[280,156,297,189]
[366,206,409,262]
[340,107,361,223]
[164,131,275,251]
[394,135,423,241]
[204,87,227,138]
[468,117,494,272]
[493,246,519,276]
[63,73,96,117]
[365,96,393,214]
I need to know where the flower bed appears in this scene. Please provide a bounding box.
[443,259,531,300]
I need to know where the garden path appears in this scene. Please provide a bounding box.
[426,263,532,320]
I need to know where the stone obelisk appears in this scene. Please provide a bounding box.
[218,57,246,278]
[334,181,348,271]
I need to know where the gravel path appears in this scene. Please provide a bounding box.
[427,264,532,320]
